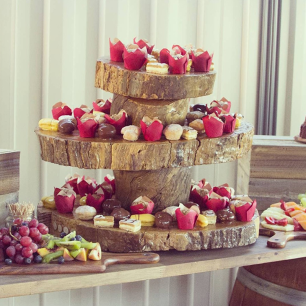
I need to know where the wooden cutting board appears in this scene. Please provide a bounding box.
[259,228,306,248]
[0,252,160,275]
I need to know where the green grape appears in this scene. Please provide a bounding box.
[298,194,306,200]
[300,197,306,207]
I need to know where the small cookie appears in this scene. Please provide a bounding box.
[74,205,97,221]
[121,125,141,141]
[163,124,183,140]
[189,119,205,133]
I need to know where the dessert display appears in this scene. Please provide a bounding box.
[36,37,256,252]
[294,116,306,143]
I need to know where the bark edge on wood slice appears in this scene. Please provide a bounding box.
[35,122,253,170]
[111,94,189,126]
[95,57,216,99]
[46,210,259,252]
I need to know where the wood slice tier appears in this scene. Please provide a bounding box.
[111,94,189,126]
[95,57,216,99]
[35,122,253,170]
[114,167,192,212]
[38,208,259,252]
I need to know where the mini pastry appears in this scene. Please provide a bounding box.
[147,54,158,63]
[155,212,173,229]
[182,126,198,140]
[162,206,178,221]
[186,59,192,72]
[52,102,72,120]
[58,115,77,125]
[151,49,160,61]
[97,123,116,139]
[210,62,214,71]
[39,118,59,131]
[130,214,155,226]
[41,196,56,210]
[102,198,121,215]
[94,215,114,228]
[74,205,97,221]
[163,124,183,140]
[58,119,76,134]
[119,219,141,232]
[216,208,236,223]
[203,114,224,138]
[109,38,125,62]
[195,214,208,228]
[175,203,197,230]
[202,210,217,225]
[54,186,76,214]
[130,196,154,214]
[104,109,127,135]
[121,125,141,141]
[186,111,205,123]
[77,118,98,138]
[192,105,207,113]
[124,45,147,70]
[111,208,130,224]
[189,119,205,133]
[146,62,169,74]
[93,98,111,114]
[73,105,91,118]
[133,38,154,54]
[191,49,213,72]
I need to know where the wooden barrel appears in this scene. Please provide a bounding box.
[230,258,306,306]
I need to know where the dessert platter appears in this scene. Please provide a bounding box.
[36,38,258,252]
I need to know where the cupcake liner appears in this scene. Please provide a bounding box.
[168,53,188,74]
[109,38,125,62]
[172,45,187,55]
[52,102,72,120]
[235,200,257,222]
[175,207,197,230]
[191,51,213,72]
[104,175,116,193]
[222,114,236,133]
[77,118,98,138]
[160,48,170,64]
[140,120,163,141]
[92,99,111,114]
[123,47,147,70]
[54,187,76,214]
[86,193,105,213]
[77,176,97,197]
[130,200,154,215]
[205,198,227,213]
[104,111,127,135]
[203,115,224,138]
[133,37,154,54]
[212,186,232,199]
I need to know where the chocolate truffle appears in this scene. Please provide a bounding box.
[216,208,236,223]
[97,123,116,139]
[102,199,121,215]
[58,119,76,134]
[111,207,130,224]
[155,212,173,229]
[192,104,207,113]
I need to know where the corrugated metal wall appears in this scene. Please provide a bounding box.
[0,0,305,305]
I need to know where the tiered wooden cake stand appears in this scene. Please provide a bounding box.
[36,57,257,252]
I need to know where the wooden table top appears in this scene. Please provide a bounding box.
[0,236,306,298]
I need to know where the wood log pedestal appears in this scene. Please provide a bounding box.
[113,167,192,212]
[111,94,189,126]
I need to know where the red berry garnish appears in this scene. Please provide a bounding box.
[21,247,33,258]
[20,236,32,247]
[15,254,25,264]
[29,219,39,228]
[29,243,38,253]
[19,226,30,237]
[6,246,16,258]
[29,227,40,238]
[2,235,12,245]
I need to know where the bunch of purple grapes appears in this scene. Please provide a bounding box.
[0,219,49,265]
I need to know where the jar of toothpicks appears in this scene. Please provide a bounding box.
[5,202,35,228]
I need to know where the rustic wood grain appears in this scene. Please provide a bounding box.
[111,94,189,126]
[113,167,192,212]
[46,209,259,252]
[35,122,253,170]
[250,136,306,179]
[0,150,20,195]
[95,57,216,99]
[1,236,306,299]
